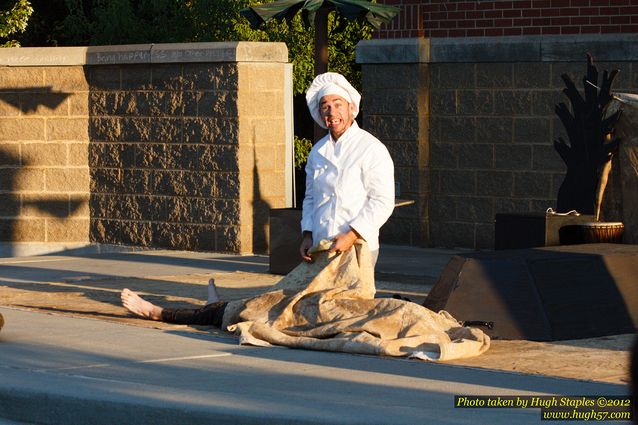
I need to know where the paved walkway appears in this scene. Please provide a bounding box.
[0,245,633,424]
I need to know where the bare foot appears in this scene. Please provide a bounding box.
[121,288,163,321]
[207,278,219,304]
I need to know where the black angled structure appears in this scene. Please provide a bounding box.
[423,244,638,341]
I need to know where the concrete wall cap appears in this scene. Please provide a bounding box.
[356,38,429,64]
[0,42,289,66]
[357,34,638,64]
[539,34,638,62]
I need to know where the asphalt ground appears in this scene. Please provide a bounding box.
[0,245,633,424]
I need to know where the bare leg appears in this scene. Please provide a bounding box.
[121,288,163,321]
[207,277,219,304]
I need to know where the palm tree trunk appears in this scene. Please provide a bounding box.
[314,6,329,76]
[313,6,329,141]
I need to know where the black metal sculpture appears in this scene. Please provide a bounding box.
[554,54,622,218]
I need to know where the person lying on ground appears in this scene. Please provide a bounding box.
[119,248,490,362]
[121,278,226,327]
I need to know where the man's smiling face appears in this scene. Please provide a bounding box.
[319,94,355,140]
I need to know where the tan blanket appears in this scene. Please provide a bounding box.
[223,241,490,361]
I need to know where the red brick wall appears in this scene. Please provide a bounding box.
[376,0,638,38]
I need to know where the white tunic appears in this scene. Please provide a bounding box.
[301,122,395,251]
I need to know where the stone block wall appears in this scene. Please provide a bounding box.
[358,35,638,249]
[88,62,245,252]
[0,43,292,254]
[0,66,90,247]
[362,61,430,245]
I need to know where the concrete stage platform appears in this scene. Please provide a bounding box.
[0,246,633,424]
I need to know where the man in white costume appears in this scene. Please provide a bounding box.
[300,72,395,267]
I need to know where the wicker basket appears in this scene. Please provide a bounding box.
[580,222,624,243]
[559,222,624,245]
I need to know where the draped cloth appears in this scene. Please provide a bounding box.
[604,93,638,243]
[223,240,490,361]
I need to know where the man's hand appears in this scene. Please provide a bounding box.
[299,232,314,262]
[329,229,358,255]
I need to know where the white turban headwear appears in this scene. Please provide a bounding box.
[306,72,361,129]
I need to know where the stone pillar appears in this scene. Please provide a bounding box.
[0,42,292,255]
[0,63,90,256]
[357,39,431,246]
[358,34,638,249]
[237,60,292,253]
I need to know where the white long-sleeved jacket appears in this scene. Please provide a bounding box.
[301,122,395,251]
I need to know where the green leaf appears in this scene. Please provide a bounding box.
[294,135,313,169]
[0,0,33,47]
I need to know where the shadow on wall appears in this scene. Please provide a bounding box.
[0,87,85,256]
[252,147,271,254]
